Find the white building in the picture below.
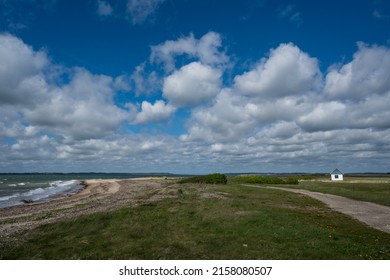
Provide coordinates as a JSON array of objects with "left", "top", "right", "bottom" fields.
[{"left": 330, "top": 168, "right": 343, "bottom": 181}]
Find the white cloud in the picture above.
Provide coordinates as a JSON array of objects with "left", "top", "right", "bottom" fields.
[
  {"left": 150, "top": 32, "right": 229, "bottom": 71},
  {"left": 195, "top": 32, "right": 229, "bottom": 66},
  {"left": 126, "top": 0, "right": 166, "bottom": 24},
  {"left": 0, "top": 107, "right": 39, "bottom": 138},
  {"left": 350, "top": 93, "right": 390, "bottom": 129},
  {"left": 133, "top": 100, "right": 175, "bottom": 125},
  {"left": 2, "top": 32, "right": 390, "bottom": 173},
  {"left": 297, "top": 101, "right": 348, "bottom": 132},
  {"left": 134, "top": 31, "right": 228, "bottom": 98},
  {"left": 234, "top": 43, "right": 321, "bottom": 99},
  {"left": 180, "top": 42, "right": 390, "bottom": 173},
  {"left": 23, "top": 68, "right": 129, "bottom": 139},
  {"left": 113, "top": 74, "right": 132, "bottom": 92},
  {"left": 296, "top": 92, "right": 390, "bottom": 133},
  {"left": 2, "top": 133, "right": 204, "bottom": 173},
  {"left": 130, "top": 63, "right": 160, "bottom": 96},
  {"left": 0, "top": 33, "right": 49, "bottom": 106},
  {"left": 150, "top": 33, "right": 196, "bottom": 70},
  {"left": 181, "top": 42, "right": 324, "bottom": 143},
  {"left": 325, "top": 42, "right": 390, "bottom": 100},
  {"left": 258, "top": 121, "right": 301, "bottom": 140},
  {"left": 0, "top": 34, "right": 130, "bottom": 140},
  {"left": 10, "top": 135, "right": 57, "bottom": 161},
  {"left": 180, "top": 89, "right": 255, "bottom": 143},
  {"left": 97, "top": 0, "right": 113, "bottom": 16},
  {"left": 163, "top": 62, "right": 222, "bottom": 107}
]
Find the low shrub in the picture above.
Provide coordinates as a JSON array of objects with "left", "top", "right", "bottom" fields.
[
  {"left": 292, "top": 175, "right": 317, "bottom": 180},
  {"left": 229, "top": 175, "right": 299, "bottom": 185},
  {"left": 178, "top": 173, "right": 227, "bottom": 185}
]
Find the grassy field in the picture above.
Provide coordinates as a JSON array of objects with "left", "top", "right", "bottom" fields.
[
  {"left": 1, "top": 182, "right": 389, "bottom": 260},
  {"left": 272, "top": 177, "right": 390, "bottom": 207}
]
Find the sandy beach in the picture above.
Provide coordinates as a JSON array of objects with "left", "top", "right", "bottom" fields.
[{"left": 0, "top": 177, "right": 178, "bottom": 248}]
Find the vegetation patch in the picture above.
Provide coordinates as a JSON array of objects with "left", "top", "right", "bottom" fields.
[
  {"left": 228, "top": 175, "right": 299, "bottom": 185},
  {"left": 178, "top": 173, "right": 227, "bottom": 185}
]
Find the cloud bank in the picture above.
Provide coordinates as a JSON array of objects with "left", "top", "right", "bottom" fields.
[{"left": 1, "top": 32, "right": 390, "bottom": 173}]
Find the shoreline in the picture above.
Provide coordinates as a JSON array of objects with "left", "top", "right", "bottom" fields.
[
  {"left": 0, "top": 176, "right": 172, "bottom": 209},
  {"left": 0, "top": 177, "right": 175, "bottom": 248}
]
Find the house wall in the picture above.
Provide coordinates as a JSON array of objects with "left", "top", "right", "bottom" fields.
[{"left": 331, "top": 174, "right": 343, "bottom": 181}]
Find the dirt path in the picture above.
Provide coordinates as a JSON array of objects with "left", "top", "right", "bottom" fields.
[{"left": 243, "top": 185, "right": 390, "bottom": 234}]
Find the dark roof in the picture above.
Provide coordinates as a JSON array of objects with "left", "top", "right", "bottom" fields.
[{"left": 331, "top": 168, "right": 343, "bottom": 175}]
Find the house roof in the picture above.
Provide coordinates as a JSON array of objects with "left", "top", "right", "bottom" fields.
[{"left": 331, "top": 168, "right": 343, "bottom": 175}]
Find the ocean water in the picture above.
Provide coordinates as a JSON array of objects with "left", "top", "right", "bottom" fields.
[{"left": 0, "top": 173, "right": 171, "bottom": 209}]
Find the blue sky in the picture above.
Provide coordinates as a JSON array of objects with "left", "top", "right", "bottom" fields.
[{"left": 1, "top": 0, "right": 390, "bottom": 173}]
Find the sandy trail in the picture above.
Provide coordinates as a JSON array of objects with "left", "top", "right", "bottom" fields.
[{"left": 243, "top": 184, "right": 390, "bottom": 234}]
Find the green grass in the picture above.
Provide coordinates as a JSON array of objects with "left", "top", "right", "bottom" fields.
[
  {"left": 2, "top": 184, "right": 389, "bottom": 260},
  {"left": 280, "top": 179, "right": 390, "bottom": 207}
]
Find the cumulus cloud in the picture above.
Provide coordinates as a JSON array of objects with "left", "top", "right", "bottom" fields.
[
  {"left": 132, "top": 31, "right": 228, "bottom": 98},
  {"left": 133, "top": 100, "right": 175, "bottom": 125},
  {"left": 0, "top": 33, "right": 49, "bottom": 106},
  {"left": 23, "top": 68, "right": 129, "bottom": 139},
  {"left": 150, "top": 32, "right": 229, "bottom": 71},
  {"left": 180, "top": 89, "right": 255, "bottom": 143},
  {"left": 234, "top": 43, "right": 321, "bottom": 99},
  {"left": 325, "top": 42, "right": 390, "bottom": 100},
  {"left": 297, "top": 101, "right": 348, "bottom": 132},
  {"left": 0, "top": 34, "right": 129, "bottom": 140},
  {"left": 163, "top": 62, "right": 222, "bottom": 107},
  {"left": 126, "top": 0, "right": 166, "bottom": 24},
  {"left": 0, "top": 107, "right": 39, "bottom": 138},
  {"left": 179, "top": 43, "right": 322, "bottom": 144},
  {"left": 180, "top": 41, "right": 390, "bottom": 172}
]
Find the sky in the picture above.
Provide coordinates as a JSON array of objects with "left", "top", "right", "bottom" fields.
[{"left": 1, "top": 0, "right": 390, "bottom": 174}]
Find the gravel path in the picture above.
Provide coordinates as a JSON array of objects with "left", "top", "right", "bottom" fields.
[{"left": 243, "top": 185, "right": 390, "bottom": 234}]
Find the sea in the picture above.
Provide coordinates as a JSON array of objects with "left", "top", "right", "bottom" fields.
[{"left": 0, "top": 173, "right": 174, "bottom": 209}]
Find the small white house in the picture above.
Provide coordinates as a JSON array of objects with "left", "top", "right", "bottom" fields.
[{"left": 330, "top": 168, "right": 343, "bottom": 181}]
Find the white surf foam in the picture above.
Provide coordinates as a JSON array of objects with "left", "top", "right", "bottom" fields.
[{"left": 0, "top": 180, "right": 83, "bottom": 208}]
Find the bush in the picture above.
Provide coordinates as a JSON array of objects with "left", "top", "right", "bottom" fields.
[
  {"left": 283, "top": 177, "right": 299, "bottom": 184},
  {"left": 292, "top": 175, "right": 316, "bottom": 180},
  {"left": 178, "top": 173, "right": 227, "bottom": 185},
  {"left": 228, "top": 175, "right": 299, "bottom": 185}
]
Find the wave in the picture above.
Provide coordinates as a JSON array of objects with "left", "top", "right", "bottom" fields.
[{"left": 0, "top": 180, "right": 84, "bottom": 208}]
